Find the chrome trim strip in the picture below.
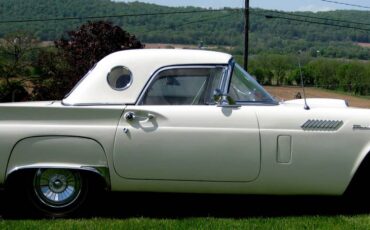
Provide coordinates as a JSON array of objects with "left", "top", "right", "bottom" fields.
[
  {"left": 61, "top": 102, "right": 127, "bottom": 106},
  {"left": 222, "top": 59, "right": 235, "bottom": 95},
  {"left": 7, "top": 165, "right": 111, "bottom": 190}
]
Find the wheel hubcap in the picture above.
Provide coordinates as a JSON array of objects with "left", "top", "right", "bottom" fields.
[{"left": 33, "top": 169, "right": 82, "bottom": 208}]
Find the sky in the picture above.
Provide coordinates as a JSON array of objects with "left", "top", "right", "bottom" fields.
[{"left": 117, "top": 0, "right": 370, "bottom": 12}]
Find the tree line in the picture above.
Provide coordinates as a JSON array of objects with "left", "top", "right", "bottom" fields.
[
  {"left": 0, "top": 0, "right": 369, "bottom": 60},
  {"left": 0, "top": 21, "right": 143, "bottom": 102},
  {"left": 244, "top": 54, "right": 370, "bottom": 96},
  {"left": 0, "top": 21, "right": 369, "bottom": 103}
]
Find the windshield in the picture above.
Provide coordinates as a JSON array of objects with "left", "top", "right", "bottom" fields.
[{"left": 228, "top": 64, "right": 277, "bottom": 104}]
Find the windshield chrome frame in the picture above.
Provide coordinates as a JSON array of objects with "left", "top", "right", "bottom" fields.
[
  {"left": 221, "top": 59, "right": 235, "bottom": 96},
  {"left": 135, "top": 64, "right": 228, "bottom": 106},
  {"left": 223, "top": 59, "right": 278, "bottom": 106}
]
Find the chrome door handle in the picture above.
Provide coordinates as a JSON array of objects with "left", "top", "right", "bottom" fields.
[{"left": 124, "top": 112, "right": 154, "bottom": 121}]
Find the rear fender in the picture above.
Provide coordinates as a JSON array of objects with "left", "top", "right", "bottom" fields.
[{"left": 6, "top": 136, "right": 110, "bottom": 188}]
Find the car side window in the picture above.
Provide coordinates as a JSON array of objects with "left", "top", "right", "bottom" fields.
[{"left": 141, "top": 67, "right": 224, "bottom": 105}]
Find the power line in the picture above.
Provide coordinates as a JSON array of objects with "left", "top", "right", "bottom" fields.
[
  {"left": 256, "top": 9, "right": 370, "bottom": 28},
  {"left": 145, "top": 10, "right": 370, "bottom": 46},
  {"left": 0, "top": 5, "right": 368, "bottom": 34},
  {"left": 0, "top": 9, "right": 236, "bottom": 24},
  {"left": 139, "top": 10, "right": 369, "bottom": 51},
  {"left": 0, "top": 6, "right": 368, "bottom": 32},
  {"left": 321, "top": 0, "right": 370, "bottom": 9},
  {"left": 255, "top": 12, "right": 370, "bottom": 32}
]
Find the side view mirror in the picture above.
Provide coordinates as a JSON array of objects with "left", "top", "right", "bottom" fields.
[{"left": 213, "top": 89, "right": 238, "bottom": 107}]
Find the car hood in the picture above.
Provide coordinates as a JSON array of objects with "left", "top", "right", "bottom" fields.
[{"left": 282, "top": 98, "right": 348, "bottom": 108}]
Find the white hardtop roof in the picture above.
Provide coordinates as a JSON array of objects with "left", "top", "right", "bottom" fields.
[{"left": 63, "top": 49, "right": 232, "bottom": 105}]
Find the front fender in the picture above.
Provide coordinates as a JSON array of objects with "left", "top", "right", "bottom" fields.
[{"left": 6, "top": 136, "right": 109, "bottom": 184}]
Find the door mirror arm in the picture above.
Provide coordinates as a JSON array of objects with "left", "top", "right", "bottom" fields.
[{"left": 213, "top": 89, "right": 240, "bottom": 108}]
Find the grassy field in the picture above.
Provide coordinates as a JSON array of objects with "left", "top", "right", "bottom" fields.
[
  {"left": 2, "top": 216, "right": 370, "bottom": 230},
  {"left": 1, "top": 193, "right": 370, "bottom": 229}
]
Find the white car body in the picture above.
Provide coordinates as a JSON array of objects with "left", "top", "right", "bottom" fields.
[{"left": 0, "top": 49, "right": 369, "bottom": 216}]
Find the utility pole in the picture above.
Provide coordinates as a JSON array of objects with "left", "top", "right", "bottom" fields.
[{"left": 243, "top": 0, "right": 249, "bottom": 71}]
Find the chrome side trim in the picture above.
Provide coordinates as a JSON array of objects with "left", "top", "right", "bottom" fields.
[
  {"left": 353, "top": 125, "right": 370, "bottom": 131},
  {"left": 222, "top": 59, "right": 235, "bottom": 95},
  {"left": 61, "top": 101, "right": 127, "bottom": 106},
  {"left": 7, "top": 164, "right": 111, "bottom": 190},
  {"left": 301, "top": 119, "right": 343, "bottom": 131}
]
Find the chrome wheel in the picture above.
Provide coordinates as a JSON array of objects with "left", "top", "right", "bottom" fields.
[{"left": 33, "top": 169, "right": 82, "bottom": 208}]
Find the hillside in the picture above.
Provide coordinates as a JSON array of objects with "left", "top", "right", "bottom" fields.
[{"left": 0, "top": 0, "right": 369, "bottom": 59}]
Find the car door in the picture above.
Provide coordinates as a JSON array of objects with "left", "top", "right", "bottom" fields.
[{"left": 113, "top": 66, "right": 261, "bottom": 182}]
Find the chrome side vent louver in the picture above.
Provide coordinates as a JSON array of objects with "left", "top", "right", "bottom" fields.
[{"left": 301, "top": 119, "right": 343, "bottom": 131}]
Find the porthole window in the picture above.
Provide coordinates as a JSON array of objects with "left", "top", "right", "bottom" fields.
[{"left": 107, "top": 66, "right": 132, "bottom": 90}]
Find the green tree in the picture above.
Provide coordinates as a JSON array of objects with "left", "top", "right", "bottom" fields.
[
  {"left": 268, "top": 55, "right": 293, "bottom": 86},
  {"left": 0, "top": 32, "right": 35, "bottom": 101},
  {"left": 337, "top": 62, "right": 367, "bottom": 95},
  {"left": 308, "top": 59, "right": 339, "bottom": 90},
  {"left": 32, "top": 21, "right": 144, "bottom": 100},
  {"left": 55, "top": 21, "right": 144, "bottom": 87},
  {"left": 31, "top": 48, "right": 72, "bottom": 100},
  {"left": 289, "top": 66, "right": 315, "bottom": 86}
]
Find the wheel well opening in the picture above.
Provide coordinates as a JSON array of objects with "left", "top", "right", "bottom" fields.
[
  {"left": 81, "top": 170, "right": 108, "bottom": 191},
  {"left": 5, "top": 169, "right": 35, "bottom": 189},
  {"left": 5, "top": 168, "right": 108, "bottom": 191},
  {"left": 345, "top": 152, "right": 370, "bottom": 197},
  {"left": 4, "top": 168, "right": 109, "bottom": 218}
]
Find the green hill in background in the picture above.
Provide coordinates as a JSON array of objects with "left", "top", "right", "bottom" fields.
[{"left": 0, "top": 0, "right": 369, "bottom": 59}]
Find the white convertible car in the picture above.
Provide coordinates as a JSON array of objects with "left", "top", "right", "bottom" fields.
[{"left": 0, "top": 49, "right": 369, "bottom": 217}]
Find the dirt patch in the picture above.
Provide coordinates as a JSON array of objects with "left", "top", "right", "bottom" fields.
[
  {"left": 145, "top": 43, "right": 197, "bottom": 49},
  {"left": 265, "top": 86, "right": 370, "bottom": 109},
  {"left": 357, "top": 42, "right": 370, "bottom": 48}
]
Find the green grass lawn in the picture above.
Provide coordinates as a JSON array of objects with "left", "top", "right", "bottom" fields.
[
  {"left": 2, "top": 193, "right": 370, "bottom": 229},
  {"left": 2, "top": 216, "right": 370, "bottom": 230}
]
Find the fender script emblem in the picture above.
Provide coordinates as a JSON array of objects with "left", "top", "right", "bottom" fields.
[{"left": 353, "top": 125, "right": 370, "bottom": 130}]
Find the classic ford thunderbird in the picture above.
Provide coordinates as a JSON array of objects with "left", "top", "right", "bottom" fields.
[{"left": 0, "top": 49, "right": 369, "bottom": 217}]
